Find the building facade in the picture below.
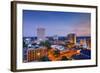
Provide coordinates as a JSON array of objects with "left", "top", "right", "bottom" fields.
[
  {"left": 67, "top": 33, "right": 76, "bottom": 44},
  {"left": 37, "top": 28, "right": 45, "bottom": 41},
  {"left": 27, "top": 47, "right": 48, "bottom": 62}
]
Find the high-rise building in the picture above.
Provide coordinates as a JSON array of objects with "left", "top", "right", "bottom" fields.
[
  {"left": 37, "top": 28, "right": 45, "bottom": 41},
  {"left": 67, "top": 33, "right": 76, "bottom": 44},
  {"left": 27, "top": 48, "right": 48, "bottom": 62},
  {"left": 80, "top": 39, "right": 87, "bottom": 48},
  {"left": 86, "top": 38, "right": 91, "bottom": 49}
]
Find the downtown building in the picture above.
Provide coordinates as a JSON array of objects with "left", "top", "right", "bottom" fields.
[
  {"left": 37, "top": 27, "right": 45, "bottom": 41},
  {"left": 27, "top": 47, "right": 48, "bottom": 62},
  {"left": 66, "top": 33, "right": 77, "bottom": 49},
  {"left": 86, "top": 38, "right": 91, "bottom": 49},
  {"left": 67, "top": 33, "right": 76, "bottom": 44},
  {"left": 79, "top": 37, "right": 91, "bottom": 49}
]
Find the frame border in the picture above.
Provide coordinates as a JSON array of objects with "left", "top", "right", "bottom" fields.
[{"left": 11, "top": 1, "right": 98, "bottom": 72}]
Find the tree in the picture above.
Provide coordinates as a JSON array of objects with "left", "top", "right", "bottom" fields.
[
  {"left": 39, "top": 56, "right": 51, "bottom": 61},
  {"left": 40, "top": 40, "right": 51, "bottom": 50},
  {"left": 61, "top": 56, "right": 69, "bottom": 60},
  {"left": 53, "top": 49, "right": 60, "bottom": 57},
  {"left": 23, "top": 40, "right": 27, "bottom": 48}
]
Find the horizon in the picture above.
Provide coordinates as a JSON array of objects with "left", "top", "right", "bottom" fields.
[{"left": 23, "top": 35, "right": 91, "bottom": 37}]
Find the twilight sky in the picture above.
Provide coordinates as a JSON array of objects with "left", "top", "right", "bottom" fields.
[{"left": 23, "top": 10, "right": 91, "bottom": 37}]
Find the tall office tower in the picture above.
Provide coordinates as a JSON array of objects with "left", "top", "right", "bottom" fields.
[
  {"left": 37, "top": 28, "right": 45, "bottom": 41},
  {"left": 67, "top": 33, "right": 76, "bottom": 44},
  {"left": 86, "top": 38, "right": 91, "bottom": 49},
  {"left": 80, "top": 38, "right": 87, "bottom": 48}
]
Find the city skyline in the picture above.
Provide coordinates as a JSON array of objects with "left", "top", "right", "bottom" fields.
[{"left": 23, "top": 10, "right": 91, "bottom": 37}]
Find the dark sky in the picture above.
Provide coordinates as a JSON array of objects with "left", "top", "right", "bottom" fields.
[{"left": 23, "top": 10, "right": 91, "bottom": 37}]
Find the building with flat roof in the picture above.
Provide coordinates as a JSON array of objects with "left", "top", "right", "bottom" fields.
[
  {"left": 67, "top": 33, "right": 76, "bottom": 44},
  {"left": 37, "top": 28, "right": 45, "bottom": 41},
  {"left": 27, "top": 47, "right": 48, "bottom": 62}
]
